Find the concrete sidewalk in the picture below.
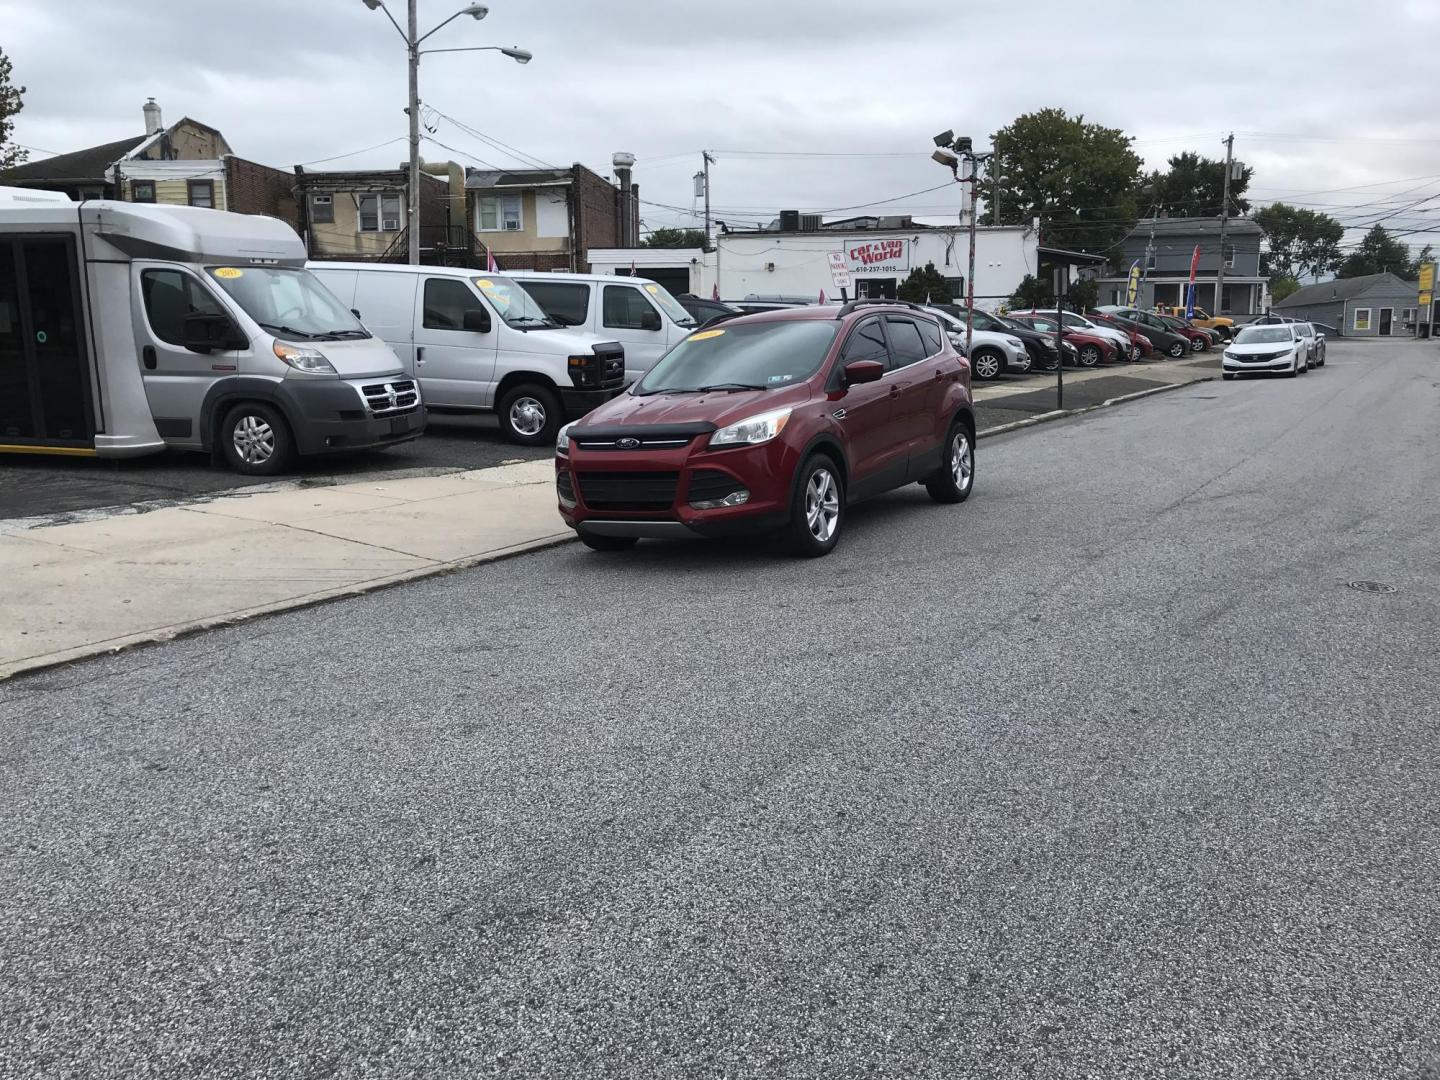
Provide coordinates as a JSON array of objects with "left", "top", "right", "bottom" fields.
[{"left": 0, "top": 356, "right": 1216, "bottom": 680}]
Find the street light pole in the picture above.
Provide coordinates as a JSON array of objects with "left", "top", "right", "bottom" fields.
[
  {"left": 406, "top": 0, "right": 421, "bottom": 265},
  {"left": 965, "top": 154, "right": 978, "bottom": 360}
]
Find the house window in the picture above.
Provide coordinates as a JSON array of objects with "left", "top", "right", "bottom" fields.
[
  {"left": 1222, "top": 244, "right": 1235, "bottom": 269},
  {"left": 131, "top": 181, "right": 156, "bottom": 203},
  {"left": 358, "top": 193, "right": 402, "bottom": 232},
  {"left": 1352, "top": 307, "right": 1371, "bottom": 331},
  {"left": 1402, "top": 307, "right": 1417, "bottom": 324},
  {"left": 187, "top": 180, "right": 214, "bottom": 209},
  {"left": 478, "top": 194, "right": 523, "bottom": 232},
  {"left": 309, "top": 193, "right": 334, "bottom": 225}
]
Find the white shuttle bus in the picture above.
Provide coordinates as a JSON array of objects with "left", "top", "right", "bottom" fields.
[{"left": 0, "top": 187, "right": 423, "bottom": 475}]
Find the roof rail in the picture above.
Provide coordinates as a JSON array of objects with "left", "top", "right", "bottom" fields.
[{"left": 835, "top": 298, "right": 931, "bottom": 319}]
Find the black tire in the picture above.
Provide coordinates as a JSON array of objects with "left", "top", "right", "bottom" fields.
[
  {"left": 925, "top": 418, "right": 975, "bottom": 504},
  {"left": 579, "top": 532, "right": 638, "bottom": 552},
  {"left": 970, "top": 349, "right": 1003, "bottom": 381},
  {"left": 1166, "top": 340, "right": 1187, "bottom": 358},
  {"left": 1190, "top": 336, "right": 1206, "bottom": 352},
  {"left": 218, "top": 401, "right": 296, "bottom": 476},
  {"left": 497, "top": 383, "right": 562, "bottom": 446},
  {"left": 1128, "top": 344, "right": 1142, "bottom": 361},
  {"left": 1078, "top": 344, "right": 1101, "bottom": 367},
  {"left": 785, "top": 453, "right": 844, "bottom": 557}
]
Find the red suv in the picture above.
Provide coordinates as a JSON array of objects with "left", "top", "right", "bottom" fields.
[{"left": 555, "top": 300, "right": 976, "bottom": 556}]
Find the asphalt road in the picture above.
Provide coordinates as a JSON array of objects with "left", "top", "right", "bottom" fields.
[{"left": 3, "top": 341, "right": 1437, "bottom": 1078}]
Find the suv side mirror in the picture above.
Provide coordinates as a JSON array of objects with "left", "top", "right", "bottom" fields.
[
  {"left": 843, "top": 359, "right": 884, "bottom": 385},
  {"left": 463, "top": 308, "right": 492, "bottom": 333},
  {"left": 183, "top": 312, "right": 242, "bottom": 354}
]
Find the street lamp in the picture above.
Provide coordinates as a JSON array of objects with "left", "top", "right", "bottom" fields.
[
  {"left": 361, "top": 0, "right": 531, "bottom": 265},
  {"left": 930, "top": 131, "right": 989, "bottom": 359}
]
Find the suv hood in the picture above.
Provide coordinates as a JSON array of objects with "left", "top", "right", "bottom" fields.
[{"left": 580, "top": 385, "right": 811, "bottom": 430}]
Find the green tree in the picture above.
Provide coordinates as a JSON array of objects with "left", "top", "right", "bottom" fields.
[
  {"left": 1007, "top": 273, "right": 1096, "bottom": 310},
  {"left": 1253, "top": 202, "right": 1344, "bottom": 280},
  {"left": 1269, "top": 274, "right": 1301, "bottom": 303},
  {"left": 0, "top": 47, "right": 26, "bottom": 177},
  {"left": 643, "top": 227, "right": 709, "bottom": 251},
  {"left": 1144, "top": 151, "right": 1251, "bottom": 217},
  {"left": 985, "top": 108, "right": 1144, "bottom": 255},
  {"left": 1413, "top": 243, "right": 1434, "bottom": 276},
  {"left": 897, "top": 261, "right": 953, "bottom": 304},
  {"left": 1337, "top": 224, "right": 1415, "bottom": 279}
]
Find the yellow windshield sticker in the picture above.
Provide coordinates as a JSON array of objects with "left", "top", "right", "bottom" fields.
[
  {"left": 212, "top": 267, "right": 243, "bottom": 279},
  {"left": 645, "top": 284, "right": 659, "bottom": 293},
  {"left": 475, "top": 278, "right": 497, "bottom": 290},
  {"left": 689, "top": 329, "right": 725, "bottom": 341}
]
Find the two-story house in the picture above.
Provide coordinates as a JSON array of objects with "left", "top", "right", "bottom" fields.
[
  {"left": 1097, "top": 216, "right": 1265, "bottom": 315},
  {"left": 5, "top": 99, "right": 294, "bottom": 223},
  {"left": 293, "top": 166, "right": 449, "bottom": 262},
  {"left": 464, "top": 163, "right": 638, "bottom": 272}
]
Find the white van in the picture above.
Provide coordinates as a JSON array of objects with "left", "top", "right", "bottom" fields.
[
  {"left": 0, "top": 188, "right": 422, "bottom": 475},
  {"left": 310, "top": 263, "right": 626, "bottom": 445},
  {"left": 503, "top": 271, "right": 697, "bottom": 383}
]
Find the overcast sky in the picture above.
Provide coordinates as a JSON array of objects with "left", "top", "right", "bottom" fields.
[{"left": 5, "top": 0, "right": 1439, "bottom": 255}]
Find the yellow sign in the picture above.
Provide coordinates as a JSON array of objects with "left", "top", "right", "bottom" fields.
[
  {"left": 1126, "top": 261, "right": 1142, "bottom": 306},
  {"left": 1420, "top": 292, "right": 1433, "bottom": 308},
  {"left": 1419, "top": 262, "right": 1435, "bottom": 294},
  {"left": 212, "top": 267, "right": 244, "bottom": 279},
  {"left": 689, "top": 329, "right": 726, "bottom": 341}
]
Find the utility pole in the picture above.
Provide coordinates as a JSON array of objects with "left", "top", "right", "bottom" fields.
[
  {"left": 406, "top": 0, "right": 421, "bottom": 265},
  {"left": 1214, "top": 131, "right": 1235, "bottom": 315},
  {"left": 702, "top": 150, "right": 715, "bottom": 251},
  {"left": 965, "top": 153, "right": 979, "bottom": 359}
]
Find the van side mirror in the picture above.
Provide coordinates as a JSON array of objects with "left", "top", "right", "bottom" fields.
[
  {"left": 843, "top": 360, "right": 884, "bottom": 385},
  {"left": 463, "top": 309, "right": 492, "bottom": 333},
  {"left": 183, "top": 312, "right": 241, "bottom": 354},
  {"left": 350, "top": 308, "right": 362, "bottom": 320},
  {"left": 639, "top": 309, "right": 663, "bottom": 332}
]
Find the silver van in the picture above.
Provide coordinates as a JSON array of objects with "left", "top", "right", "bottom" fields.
[
  {"left": 310, "top": 263, "right": 626, "bottom": 445},
  {"left": 0, "top": 187, "right": 422, "bottom": 474},
  {"left": 504, "top": 272, "right": 697, "bottom": 384}
]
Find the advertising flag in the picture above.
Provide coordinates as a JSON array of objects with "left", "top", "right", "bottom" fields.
[
  {"left": 1185, "top": 244, "right": 1201, "bottom": 317},
  {"left": 1125, "top": 260, "right": 1142, "bottom": 305},
  {"left": 485, "top": 248, "right": 498, "bottom": 273},
  {"left": 819, "top": 289, "right": 827, "bottom": 304},
  {"left": 712, "top": 282, "right": 721, "bottom": 301}
]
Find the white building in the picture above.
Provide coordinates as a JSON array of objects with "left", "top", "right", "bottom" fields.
[{"left": 588, "top": 220, "right": 1042, "bottom": 310}]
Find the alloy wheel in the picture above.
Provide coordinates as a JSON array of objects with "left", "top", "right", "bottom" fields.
[
  {"left": 951, "top": 431, "right": 973, "bottom": 492},
  {"left": 232, "top": 414, "right": 275, "bottom": 465},
  {"left": 805, "top": 468, "right": 840, "bottom": 542},
  {"left": 973, "top": 353, "right": 1001, "bottom": 380},
  {"left": 509, "top": 396, "right": 547, "bottom": 437}
]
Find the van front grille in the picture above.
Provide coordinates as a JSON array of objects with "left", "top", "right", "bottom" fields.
[{"left": 360, "top": 379, "right": 420, "bottom": 416}]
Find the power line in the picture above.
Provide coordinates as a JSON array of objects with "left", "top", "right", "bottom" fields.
[
  {"left": 426, "top": 106, "right": 559, "bottom": 171},
  {"left": 299, "top": 137, "right": 408, "bottom": 167}
]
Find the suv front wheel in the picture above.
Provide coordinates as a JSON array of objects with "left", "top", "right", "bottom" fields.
[{"left": 786, "top": 454, "right": 844, "bottom": 557}]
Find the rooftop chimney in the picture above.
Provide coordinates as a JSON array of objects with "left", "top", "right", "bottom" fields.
[
  {"left": 143, "top": 98, "right": 163, "bottom": 135},
  {"left": 613, "top": 151, "right": 636, "bottom": 246}
]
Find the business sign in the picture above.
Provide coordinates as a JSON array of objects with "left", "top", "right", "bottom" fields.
[
  {"left": 845, "top": 238, "right": 911, "bottom": 275},
  {"left": 1419, "top": 261, "right": 1435, "bottom": 295},
  {"left": 827, "top": 251, "right": 853, "bottom": 290}
]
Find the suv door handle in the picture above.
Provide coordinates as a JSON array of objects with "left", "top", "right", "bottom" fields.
[
  {"left": 889, "top": 384, "right": 902, "bottom": 398},
  {"left": 142, "top": 345, "right": 157, "bottom": 371},
  {"left": 933, "top": 368, "right": 945, "bottom": 381}
]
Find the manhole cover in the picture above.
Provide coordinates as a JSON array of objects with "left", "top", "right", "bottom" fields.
[{"left": 1347, "top": 580, "right": 1396, "bottom": 594}]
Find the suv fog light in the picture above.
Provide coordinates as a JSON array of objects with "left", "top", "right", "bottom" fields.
[{"left": 690, "top": 489, "right": 750, "bottom": 510}]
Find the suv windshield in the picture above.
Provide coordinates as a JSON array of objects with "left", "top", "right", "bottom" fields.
[
  {"left": 635, "top": 280, "right": 697, "bottom": 328},
  {"left": 473, "top": 276, "right": 559, "bottom": 329},
  {"left": 1235, "top": 326, "right": 1294, "bottom": 344},
  {"left": 206, "top": 266, "right": 368, "bottom": 340},
  {"left": 636, "top": 321, "right": 838, "bottom": 395}
]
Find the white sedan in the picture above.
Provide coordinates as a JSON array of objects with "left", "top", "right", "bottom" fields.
[{"left": 1222, "top": 323, "right": 1309, "bottom": 379}]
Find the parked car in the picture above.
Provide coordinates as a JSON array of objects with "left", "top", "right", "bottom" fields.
[
  {"left": 742, "top": 293, "right": 821, "bottom": 304},
  {"left": 676, "top": 293, "right": 743, "bottom": 327},
  {"left": 1158, "top": 304, "right": 1235, "bottom": 339},
  {"left": 1291, "top": 321, "right": 1322, "bottom": 366},
  {"left": 555, "top": 300, "right": 976, "bottom": 557},
  {"left": 506, "top": 271, "right": 698, "bottom": 384},
  {"left": 1090, "top": 309, "right": 1192, "bottom": 358},
  {"left": 931, "top": 303, "right": 1060, "bottom": 372},
  {"left": 924, "top": 306, "right": 1033, "bottom": 379},
  {"left": 1222, "top": 323, "right": 1310, "bottom": 379},
  {"left": 1112, "top": 307, "right": 1213, "bottom": 352},
  {"left": 0, "top": 189, "right": 425, "bottom": 476},
  {"left": 1012, "top": 308, "right": 1147, "bottom": 360},
  {"left": 726, "top": 300, "right": 808, "bottom": 314},
  {"left": 312, "top": 264, "right": 625, "bottom": 446},
  {"left": 1004, "top": 313, "right": 1116, "bottom": 366}
]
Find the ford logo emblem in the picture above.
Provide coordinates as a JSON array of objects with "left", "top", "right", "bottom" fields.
[{"left": 616, "top": 437, "right": 641, "bottom": 449}]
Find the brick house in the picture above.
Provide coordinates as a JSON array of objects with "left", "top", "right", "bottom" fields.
[
  {"left": 465, "top": 163, "right": 637, "bottom": 272},
  {"left": 5, "top": 99, "right": 294, "bottom": 225},
  {"left": 293, "top": 167, "right": 449, "bottom": 262}
]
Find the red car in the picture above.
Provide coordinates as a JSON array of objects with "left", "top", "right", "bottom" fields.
[
  {"left": 556, "top": 301, "right": 977, "bottom": 557},
  {"left": 1005, "top": 313, "right": 1118, "bottom": 366}
]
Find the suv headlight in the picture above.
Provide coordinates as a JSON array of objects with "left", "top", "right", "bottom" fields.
[
  {"left": 273, "top": 341, "right": 336, "bottom": 374},
  {"left": 1004, "top": 336, "right": 1025, "bottom": 349},
  {"left": 709, "top": 406, "right": 792, "bottom": 448},
  {"left": 556, "top": 421, "right": 575, "bottom": 453}
]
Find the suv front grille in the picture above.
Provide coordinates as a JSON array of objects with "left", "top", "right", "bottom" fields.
[
  {"left": 361, "top": 379, "right": 420, "bottom": 416},
  {"left": 575, "top": 471, "right": 678, "bottom": 511}
]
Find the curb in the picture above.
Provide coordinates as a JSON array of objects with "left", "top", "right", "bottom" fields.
[{"left": 978, "top": 374, "right": 1213, "bottom": 439}]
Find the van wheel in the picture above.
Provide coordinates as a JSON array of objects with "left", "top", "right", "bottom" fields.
[
  {"left": 219, "top": 402, "right": 295, "bottom": 476},
  {"left": 786, "top": 454, "right": 844, "bottom": 557},
  {"left": 498, "top": 383, "right": 561, "bottom": 446}
]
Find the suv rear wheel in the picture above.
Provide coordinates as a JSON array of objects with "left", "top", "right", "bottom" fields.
[
  {"left": 925, "top": 419, "right": 975, "bottom": 504},
  {"left": 786, "top": 453, "right": 844, "bottom": 557},
  {"left": 971, "top": 349, "right": 1003, "bottom": 380}
]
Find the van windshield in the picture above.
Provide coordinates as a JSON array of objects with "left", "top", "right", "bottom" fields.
[
  {"left": 207, "top": 266, "right": 369, "bottom": 341},
  {"left": 635, "top": 280, "right": 697, "bottom": 328},
  {"left": 472, "top": 277, "right": 559, "bottom": 329}
]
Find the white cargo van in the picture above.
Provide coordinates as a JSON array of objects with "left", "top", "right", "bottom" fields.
[
  {"left": 504, "top": 271, "right": 697, "bottom": 383},
  {"left": 310, "top": 263, "right": 626, "bottom": 445},
  {"left": 0, "top": 187, "right": 422, "bottom": 474}
]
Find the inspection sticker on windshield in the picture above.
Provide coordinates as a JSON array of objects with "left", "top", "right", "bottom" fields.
[
  {"left": 212, "top": 267, "right": 244, "bottom": 279},
  {"left": 689, "top": 329, "right": 725, "bottom": 341},
  {"left": 475, "top": 278, "right": 496, "bottom": 290},
  {"left": 645, "top": 284, "right": 659, "bottom": 293}
]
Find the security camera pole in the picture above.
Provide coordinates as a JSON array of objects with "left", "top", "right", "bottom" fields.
[
  {"left": 932, "top": 131, "right": 990, "bottom": 360},
  {"left": 361, "top": 1, "right": 532, "bottom": 265}
]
